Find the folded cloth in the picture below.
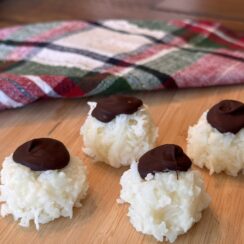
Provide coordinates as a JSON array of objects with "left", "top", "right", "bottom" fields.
[{"left": 0, "top": 19, "right": 243, "bottom": 110}]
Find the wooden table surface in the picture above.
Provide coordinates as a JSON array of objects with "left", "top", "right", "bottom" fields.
[{"left": 0, "top": 1, "right": 244, "bottom": 244}]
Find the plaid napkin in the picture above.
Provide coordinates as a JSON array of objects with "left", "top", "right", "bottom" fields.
[{"left": 0, "top": 19, "right": 243, "bottom": 110}]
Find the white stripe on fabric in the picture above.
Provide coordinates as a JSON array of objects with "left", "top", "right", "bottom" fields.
[
  {"left": 30, "top": 48, "right": 103, "bottom": 70},
  {"left": 0, "top": 90, "right": 22, "bottom": 108},
  {"left": 54, "top": 27, "right": 151, "bottom": 57},
  {"left": 102, "top": 20, "right": 166, "bottom": 39},
  {"left": 24, "top": 75, "right": 61, "bottom": 97}
]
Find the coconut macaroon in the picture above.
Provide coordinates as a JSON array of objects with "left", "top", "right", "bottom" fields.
[
  {"left": 187, "top": 100, "right": 244, "bottom": 176},
  {"left": 81, "top": 95, "right": 158, "bottom": 168},
  {"left": 0, "top": 138, "right": 88, "bottom": 230},
  {"left": 119, "top": 144, "right": 210, "bottom": 243}
]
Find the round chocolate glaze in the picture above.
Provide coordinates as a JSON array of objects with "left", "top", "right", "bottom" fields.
[
  {"left": 13, "top": 138, "right": 70, "bottom": 171},
  {"left": 138, "top": 144, "right": 192, "bottom": 179},
  {"left": 91, "top": 95, "right": 143, "bottom": 123},
  {"left": 207, "top": 100, "right": 244, "bottom": 134}
]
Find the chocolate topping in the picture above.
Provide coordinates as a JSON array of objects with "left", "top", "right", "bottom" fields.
[
  {"left": 207, "top": 100, "right": 244, "bottom": 134},
  {"left": 91, "top": 95, "right": 143, "bottom": 122},
  {"left": 13, "top": 138, "right": 70, "bottom": 171},
  {"left": 138, "top": 144, "right": 192, "bottom": 179}
]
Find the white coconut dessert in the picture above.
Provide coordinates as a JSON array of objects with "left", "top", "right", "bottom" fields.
[
  {"left": 0, "top": 138, "right": 88, "bottom": 230},
  {"left": 119, "top": 144, "right": 210, "bottom": 243},
  {"left": 81, "top": 95, "right": 158, "bottom": 168},
  {"left": 187, "top": 100, "right": 244, "bottom": 176}
]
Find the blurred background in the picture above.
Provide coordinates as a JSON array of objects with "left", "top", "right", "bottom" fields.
[{"left": 0, "top": 0, "right": 243, "bottom": 31}]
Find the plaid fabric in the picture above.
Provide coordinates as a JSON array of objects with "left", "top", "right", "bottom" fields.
[{"left": 0, "top": 19, "right": 243, "bottom": 110}]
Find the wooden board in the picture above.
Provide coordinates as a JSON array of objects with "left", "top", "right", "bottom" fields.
[
  {"left": 0, "top": 85, "right": 243, "bottom": 244},
  {"left": 1, "top": 0, "right": 244, "bottom": 31},
  {"left": 0, "top": 1, "right": 244, "bottom": 243}
]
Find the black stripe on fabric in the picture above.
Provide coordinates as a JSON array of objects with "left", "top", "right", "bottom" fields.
[
  {"left": 48, "top": 43, "right": 177, "bottom": 87},
  {"left": 1, "top": 38, "right": 244, "bottom": 65},
  {"left": 0, "top": 40, "right": 177, "bottom": 88},
  {"left": 136, "top": 65, "right": 178, "bottom": 89},
  {"left": 88, "top": 21, "right": 172, "bottom": 44},
  {"left": 87, "top": 21, "right": 244, "bottom": 62},
  {"left": 2, "top": 36, "right": 244, "bottom": 90},
  {"left": 49, "top": 40, "right": 244, "bottom": 63}
]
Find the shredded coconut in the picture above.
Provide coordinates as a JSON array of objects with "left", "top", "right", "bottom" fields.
[
  {"left": 0, "top": 155, "right": 88, "bottom": 230},
  {"left": 81, "top": 102, "right": 158, "bottom": 167},
  {"left": 119, "top": 162, "right": 210, "bottom": 243},
  {"left": 187, "top": 111, "right": 244, "bottom": 176}
]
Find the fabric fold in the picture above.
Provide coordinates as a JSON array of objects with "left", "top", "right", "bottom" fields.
[{"left": 0, "top": 19, "right": 243, "bottom": 110}]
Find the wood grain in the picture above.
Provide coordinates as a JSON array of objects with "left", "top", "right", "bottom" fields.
[
  {"left": 156, "top": 0, "right": 244, "bottom": 21},
  {"left": 0, "top": 0, "right": 244, "bottom": 243},
  {"left": 0, "top": 85, "right": 243, "bottom": 244},
  {"left": 0, "top": 0, "right": 244, "bottom": 31}
]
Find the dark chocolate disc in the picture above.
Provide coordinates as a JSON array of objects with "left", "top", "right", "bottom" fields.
[
  {"left": 13, "top": 138, "right": 70, "bottom": 171},
  {"left": 207, "top": 100, "right": 244, "bottom": 134},
  {"left": 138, "top": 144, "right": 192, "bottom": 179},
  {"left": 91, "top": 95, "right": 143, "bottom": 123}
]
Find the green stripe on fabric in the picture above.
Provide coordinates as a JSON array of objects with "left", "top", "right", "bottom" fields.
[
  {"left": 188, "top": 35, "right": 227, "bottom": 49},
  {"left": 99, "top": 77, "right": 132, "bottom": 96},
  {"left": 129, "top": 20, "right": 179, "bottom": 32},
  {"left": 130, "top": 20, "right": 226, "bottom": 49},
  {"left": 1, "top": 61, "right": 88, "bottom": 76},
  {"left": 145, "top": 48, "right": 205, "bottom": 75},
  {"left": 2, "top": 60, "right": 130, "bottom": 95},
  {"left": 0, "top": 22, "right": 63, "bottom": 59},
  {"left": 68, "top": 73, "right": 119, "bottom": 94},
  {"left": 6, "top": 22, "right": 63, "bottom": 41},
  {"left": 126, "top": 48, "right": 205, "bottom": 82},
  {"left": 124, "top": 72, "right": 162, "bottom": 90},
  {"left": 175, "top": 29, "right": 228, "bottom": 49},
  {"left": 77, "top": 76, "right": 133, "bottom": 97}
]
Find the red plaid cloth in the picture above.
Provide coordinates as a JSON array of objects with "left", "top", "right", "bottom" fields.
[{"left": 0, "top": 19, "right": 243, "bottom": 110}]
